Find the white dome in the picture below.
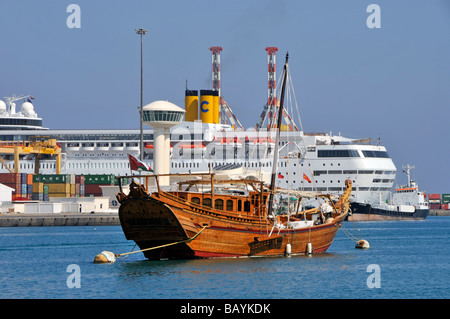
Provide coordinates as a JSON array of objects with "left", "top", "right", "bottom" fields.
[
  {"left": 0, "top": 100, "right": 6, "bottom": 113},
  {"left": 142, "top": 100, "right": 185, "bottom": 113},
  {"left": 21, "top": 101, "right": 34, "bottom": 113}
]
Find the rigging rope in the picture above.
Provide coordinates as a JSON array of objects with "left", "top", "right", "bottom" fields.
[{"left": 115, "top": 225, "right": 208, "bottom": 258}]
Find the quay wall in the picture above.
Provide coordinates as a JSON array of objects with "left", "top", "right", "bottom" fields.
[
  {"left": 0, "top": 212, "right": 120, "bottom": 227},
  {"left": 429, "top": 209, "right": 450, "bottom": 217}
]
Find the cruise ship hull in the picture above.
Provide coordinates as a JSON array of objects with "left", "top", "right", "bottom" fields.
[{"left": 348, "top": 202, "right": 429, "bottom": 221}]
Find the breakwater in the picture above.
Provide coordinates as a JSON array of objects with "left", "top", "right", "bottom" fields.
[{"left": 0, "top": 212, "right": 120, "bottom": 227}]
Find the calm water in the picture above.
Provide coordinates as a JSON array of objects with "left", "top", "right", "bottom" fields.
[{"left": 0, "top": 217, "right": 448, "bottom": 299}]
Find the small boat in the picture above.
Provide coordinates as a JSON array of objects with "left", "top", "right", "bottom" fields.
[
  {"left": 348, "top": 164, "right": 429, "bottom": 221},
  {"left": 116, "top": 53, "right": 352, "bottom": 260}
]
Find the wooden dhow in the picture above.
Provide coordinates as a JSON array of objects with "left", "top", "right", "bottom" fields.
[{"left": 116, "top": 174, "right": 352, "bottom": 260}]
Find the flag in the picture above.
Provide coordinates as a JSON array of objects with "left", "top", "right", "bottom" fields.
[
  {"left": 278, "top": 173, "right": 284, "bottom": 179},
  {"left": 128, "top": 154, "right": 153, "bottom": 172},
  {"left": 303, "top": 173, "right": 312, "bottom": 183}
]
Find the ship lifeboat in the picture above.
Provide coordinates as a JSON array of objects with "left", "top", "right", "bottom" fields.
[
  {"left": 214, "top": 137, "right": 243, "bottom": 149},
  {"left": 144, "top": 143, "right": 153, "bottom": 154},
  {"left": 179, "top": 142, "right": 206, "bottom": 150},
  {"left": 246, "top": 136, "right": 275, "bottom": 146},
  {"left": 144, "top": 143, "right": 173, "bottom": 155},
  {"left": 177, "top": 142, "right": 206, "bottom": 157}
]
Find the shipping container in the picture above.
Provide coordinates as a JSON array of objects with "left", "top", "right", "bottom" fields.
[
  {"left": 84, "top": 174, "right": 115, "bottom": 185},
  {"left": 32, "top": 183, "right": 43, "bottom": 193},
  {"left": 442, "top": 194, "right": 450, "bottom": 204},
  {"left": 31, "top": 193, "right": 42, "bottom": 201},
  {"left": 33, "top": 174, "right": 71, "bottom": 184},
  {"left": 46, "top": 183, "right": 70, "bottom": 194},
  {"left": 0, "top": 173, "right": 21, "bottom": 184},
  {"left": 75, "top": 175, "right": 85, "bottom": 184},
  {"left": 428, "top": 194, "right": 441, "bottom": 200},
  {"left": 84, "top": 184, "right": 103, "bottom": 196},
  {"left": 441, "top": 204, "right": 449, "bottom": 210},
  {"left": 49, "top": 193, "right": 70, "bottom": 198},
  {"left": 430, "top": 203, "right": 441, "bottom": 209}
]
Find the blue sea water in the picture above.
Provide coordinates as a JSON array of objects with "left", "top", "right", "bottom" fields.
[{"left": 0, "top": 217, "right": 448, "bottom": 300}]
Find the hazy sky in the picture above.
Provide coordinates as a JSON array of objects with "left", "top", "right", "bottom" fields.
[{"left": 1, "top": 0, "right": 449, "bottom": 194}]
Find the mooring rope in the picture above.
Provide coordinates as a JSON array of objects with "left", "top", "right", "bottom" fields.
[
  {"left": 115, "top": 225, "right": 208, "bottom": 258},
  {"left": 340, "top": 221, "right": 360, "bottom": 243}
]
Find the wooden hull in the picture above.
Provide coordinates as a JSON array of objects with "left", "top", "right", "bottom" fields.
[{"left": 119, "top": 194, "right": 346, "bottom": 260}]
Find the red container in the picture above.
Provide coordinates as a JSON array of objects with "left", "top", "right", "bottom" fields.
[
  {"left": 0, "top": 173, "right": 20, "bottom": 184},
  {"left": 430, "top": 203, "right": 441, "bottom": 209},
  {"left": 429, "top": 194, "right": 441, "bottom": 200},
  {"left": 84, "top": 184, "right": 102, "bottom": 195},
  {"left": 441, "top": 204, "right": 449, "bottom": 210}
]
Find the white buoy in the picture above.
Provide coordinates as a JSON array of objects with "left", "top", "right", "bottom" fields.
[
  {"left": 94, "top": 251, "right": 117, "bottom": 263},
  {"left": 306, "top": 242, "right": 313, "bottom": 255},
  {"left": 285, "top": 243, "right": 291, "bottom": 257},
  {"left": 355, "top": 239, "right": 370, "bottom": 249}
]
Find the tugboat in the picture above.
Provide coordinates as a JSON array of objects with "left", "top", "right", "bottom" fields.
[{"left": 348, "top": 164, "right": 429, "bottom": 221}]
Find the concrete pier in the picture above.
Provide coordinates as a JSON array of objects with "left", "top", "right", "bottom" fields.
[
  {"left": 430, "top": 209, "right": 450, "bottom": 217},
  {"left": 0, "top": 212, "right": 120, "bottom": 227}
]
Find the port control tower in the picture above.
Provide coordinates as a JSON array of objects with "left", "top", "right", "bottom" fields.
[{"left": 142, "top": 100, "right": 185, "bottom": 185}]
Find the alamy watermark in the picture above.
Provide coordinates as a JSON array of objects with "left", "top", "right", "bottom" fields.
[
  {"left": 66, "top": 4, "right": 81, "bottom": 29},
  {"left": 66, "top": 264, "right": 81, "bottom": 288},
  {"left": 366, "top": 4, "right": 381, "bottom": 29},
  {"left": 366, "top": 264, "right": 381, "bottom": 288}
]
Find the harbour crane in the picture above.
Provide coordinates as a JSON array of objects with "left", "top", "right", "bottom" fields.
[{"left": 0, "top": 137, "right": 61, "bottom": 174}]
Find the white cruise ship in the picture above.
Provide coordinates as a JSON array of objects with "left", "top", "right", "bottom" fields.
[{"left": 0, "top": 92, "right": 397, "bottom": 208}]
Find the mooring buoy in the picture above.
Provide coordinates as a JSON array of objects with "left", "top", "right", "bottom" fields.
[
  {"left": 355, "top": 239, "right": 370, "bottom": 249},
  {"left": 94, "top": 251, "right": 117, "bottom": 263}
]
